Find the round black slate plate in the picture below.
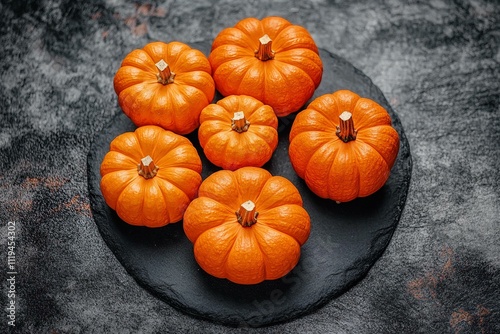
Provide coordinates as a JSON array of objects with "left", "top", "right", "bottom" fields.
[{"left": 87, "top": 41, "right": 412, "bottom": 328}]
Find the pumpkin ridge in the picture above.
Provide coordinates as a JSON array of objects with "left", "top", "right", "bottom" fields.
[
  {"left": 235, "top": 58, "right": 266, "bottom": 96},
  {"left": 267, "top": 61, "right": 315, "bottom": 110},
  {"left": 101, "top": 170, "right": 138, "bottom": 209},
  {"left": 274, "top": 50, "right": 322, "bottom": 86},
  {"left": 332, "top": 144, "right": 360, "bottom": 201},
  {"left": 222, "top": 226, "right": 249, "bottom": 279},
  {"left": 253, "top": 213, "right": 296, "bottom": 242},
  {"left": 151, "top": 178, "right": 168, "bottom": 223},
  {"left": 119, "top": 49, "right": 156, "bottom": 72},
  {"left": 134, "top": 128, "right": 157, "bottom": 159},
  {"left": 326, "top": 143, "right": 339, "bottom": 198},
  {"left": 195, "top": 223, "right": 239, "bottom": 278},
  {"left": 141, "top": 180, "right": 170, "bottom": 227},
  {"left": 174, "top": 72, "right": 214, "bottom": 101},
  {"left": 118, "top": 84, "right": 149, "bottom": 119},
  {"left": 278, "top": 61, "right": 315, "bottom": 91},
  {"left": 254, "top": 176, "right": 302, "bottom": 210},
  {"left": 164, "top": 42, "right": 188, "bottom": 68},
  {"left": 247, "top": 125, "right": 276, "bottom": 144},
  {"left": 156, "top": 168, "right": 198, "bottom": 200},
  {"left": 166, "top": 85, "right": 202, "bottom": 131},
  {"left": 173, "top": 48, "right": 209, "bottom": 73},
  {"left": 149, "top": 83, "right": 168, "bottom": 122},
  {"left": 355, "top": 155, "right": 362, "bottom": 201},
  {"left": 177, "top": 80, "right": 212, "bottom": 106},
  {"left": 155, "top": 140, "right": 199, "bottom": 167},
  {"left": 253, "top": 224, "right": 300, "bottom": 279},
  {"left": 156, "top": 177, "right": 189, "bottom": 224},
  {"left": 310, "top": 140, "right": 339, "bottom": 198},
  {"left": 198, "top": 121, "right": 228, "bottom": 149},
  {"left": 210, "top": 45, "right": 255, "bottom": 68},
  {"left": 184, "top": 197, "right": 238, "bottom": 241},
  {"left": 204, "top": 132, "right": 232, "bottom": 167},
  {"left": 115, "top": 66, "right": 157, "bottom": 91},
  {"left": 355, "top": 135, "right": 391, "bottom": 171},
  {"left": 256, "top": 204, "right": 310, "bottom": 245},
  {"left": 304, "top": 138, "right": 338, "bottom": 169},
  {"left": 116, "top": 178, "right": 145, "bottom": 226},
  {"left": 100, "top": 151, "right": 137, "bottom": 174},
  {"left": 249, "top": 225, "right": 268, "bottom": 279},
  {"left": 235, "top": 18, "right": 266, "bottom": 44},
  {"left": 272, "top": 25, "right": 318, "bottom": 53},
  {"left": 201, "top": 171, "right": 244, "bottom": 209},
  {"left": 143, "top": 49, "right": 158, "bottom": 72},
  {"left": 140, "top": 180, "right": 153, "bottom": 225},
  {"left": 127, "top": 83, "right": 163, "bottom": 127}
]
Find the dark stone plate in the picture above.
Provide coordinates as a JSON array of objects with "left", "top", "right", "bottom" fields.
[{"left": 87, "top": 41, "right": 412, "bottom": 327}]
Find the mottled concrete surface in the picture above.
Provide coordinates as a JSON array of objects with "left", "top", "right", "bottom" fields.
[{"left": 1, "top": 0, "right": 499, "bottom": 333}]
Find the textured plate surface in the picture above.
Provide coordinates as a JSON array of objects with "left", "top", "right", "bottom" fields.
[{"left": 87, "top": 41, "right": 412, "bottom": 327}]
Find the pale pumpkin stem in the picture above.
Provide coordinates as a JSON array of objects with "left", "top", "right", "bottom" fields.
[
  {"left": 336, "top": 111, "right": 357, "bottom": 143},
  {"left": 255, "top": 34, "right": 275, "bottom": 61},
  {"left": 155, "top": 59, "right": 176, "bottom": 85},
  {"left": 231, "top": 111, "right": 250, "bottom": 133},
  {"left": 137, "top": 155, "right": 159, "bottom": 179},
  {"left": 236, "top": 200, "right": 258, "bottom": 227}
]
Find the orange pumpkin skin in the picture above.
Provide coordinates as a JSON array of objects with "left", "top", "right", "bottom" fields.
[
  {"left": 289, "top": 90, "right": 400, "bottom": 203},
  {"left": 198, "top": 95, "right": 279, "bottom": 170},
  {"left": 100, "top": 125, "right": 202, "bottom": 227},
  {"left": 113, "top": 41, "right": 215, "bottom": 135},
  {"left": 183, "top": 167, "right": 311, "bottom": 285},
  {"left": 209, "top": 16, "right": 323, "bottom": 117}
]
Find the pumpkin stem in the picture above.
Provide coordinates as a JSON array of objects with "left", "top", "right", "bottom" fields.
[
  {"left": 155, "top": 59, "right": 176, "bottom": 85},
  {"left": 255, "top": 34, "right": 275, "bottom": 61},
  {"left": 236, "top": 200, "right": 258, "bottom": 227},
  {"left": 231, "top": 111, "right": 250, "bottom": 133},
  {"left": 336, "top": 111, "right": 357, "bottom": 142},
  {"left": 137, "top": 155, "right": 159, "bottom": 179}
]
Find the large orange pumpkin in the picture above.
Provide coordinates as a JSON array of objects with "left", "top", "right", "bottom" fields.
[
  {"left": 113, "top": 41, "right": 215, "bottom": 134},
  {"left": 100, "top": 125, "right": 202, "bottom": 227},
  {"left": 198, "top": 95, "right": 279, "bottom": 170},
  {"left": 208, "top": 16, "right": 323, "bottom": 117},
  {"left": 183, "top": 167, "right": 311, "bottom": 285},
  {"left": 289, "top": 90, "right": 400, "bottom": 203}
]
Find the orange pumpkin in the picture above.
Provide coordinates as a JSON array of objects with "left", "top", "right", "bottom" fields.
[
  {"left": 113, "top": 41, "right": 215, "bottom": 135},
  {"left": 183, "top": 167, "right": 311, "bottom": 285},
  {"left": 198, "top": 95, "right": 279, "bottom": 170},
  {"left": 208, "top": 16, "right": 323, "bottom": 117},
  {"left": 289, "top": 90, "right": 400, "bottom": 203},
  {"left": 100, "top": 125, "right": 202, "bottom": 227}
]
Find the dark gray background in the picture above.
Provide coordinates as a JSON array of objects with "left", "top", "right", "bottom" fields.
[{"left": 1, "top": 0, "right": 499, "bottom": 333}]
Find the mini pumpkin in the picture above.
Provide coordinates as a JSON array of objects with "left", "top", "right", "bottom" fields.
[
  {"left": 100, "top": 125, "right": 202, "bottom": 227},
  {"left": 183, "top": 167, "right": 311, "bottom": 285},
  {"left": 113, "top": 41, "right": 215, "bottom": 135},
  {"left": 289, "top": 90, "right": 400, "bottom": 203},
  {"left": 208, "top": 16, "right": 323, "bottom": 117},
  {"left": 198, "top": 95, "right": 279, "bottom": 170}
]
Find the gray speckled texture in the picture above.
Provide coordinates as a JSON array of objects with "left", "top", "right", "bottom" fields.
[{"left": 1, "top": 0, "right": 499, "bottom": 333}]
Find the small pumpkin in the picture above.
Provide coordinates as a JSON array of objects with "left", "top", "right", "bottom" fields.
[
  {"left": 208, "top": 16, "right": 323, "bottom": 117},
  {"left": 198, "top": 95, "right": 279, "bottom": 170},
  {"left": 289, "top": 90, "right": 400, "bottom": 203},
  {"left": 113, "top": 41, "right": 215, "bottom": 135},
  {"left": 100, "top": 125, "right": 202, "bottom": 227},
  {"left": 183, "top": 167, "right": 311, "bottom": 285}
]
